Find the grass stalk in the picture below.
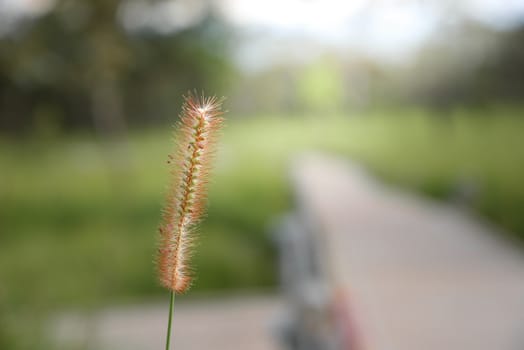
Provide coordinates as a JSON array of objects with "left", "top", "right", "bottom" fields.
[
  {"left": 157, "top": 93, "right": 224, "bottom": 349},
  {"left": 165, "top": 291, "right": 175, "bottom": 350}
]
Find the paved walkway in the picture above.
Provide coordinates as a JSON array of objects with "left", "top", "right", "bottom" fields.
[
  {"left": 292, "top": 154, "right": 524, "bottom": 350},
  {"left": 52, "top": 294, "right": 282, "bottom": 350}
]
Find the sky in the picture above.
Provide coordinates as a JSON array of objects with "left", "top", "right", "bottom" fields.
[
  {"left": 216, "top": 0, "right": 524, "bottom": 70},
  {"left": 219, "top": 0, "right": 524, "bottom": 31}
]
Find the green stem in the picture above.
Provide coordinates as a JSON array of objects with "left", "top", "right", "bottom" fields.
[{"left": 165, "top": 291, "right": 175, "bottom": 350}]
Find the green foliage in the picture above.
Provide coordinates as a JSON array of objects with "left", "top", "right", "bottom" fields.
[
  {"left": 0, "top": 0, "right": 235, "bottom": 132},
  {"left": 297, "top": 56, "right": 345, "bottom": 112}
]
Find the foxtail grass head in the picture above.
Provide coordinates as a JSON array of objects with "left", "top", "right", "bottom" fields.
[{"left": 157, "top": 93, "right": 224, "bottom": 293}]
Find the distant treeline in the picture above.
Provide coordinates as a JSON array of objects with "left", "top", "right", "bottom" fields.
[
  {"left": 1, "top": 1, "right": 523, "bottom": 134},
  {"left": 0, "top": 0, "right": 234, "bottom": 134},
  {"left": 407, "top": 23, "right": 524, "bottom": 108},
  {"left": 227, "top": 22, "right": 524, "bottom": 115}
]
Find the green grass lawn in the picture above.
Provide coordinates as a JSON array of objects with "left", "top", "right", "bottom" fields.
[{"left": 1, "top": 106, "right": 523, "bottom": 348}]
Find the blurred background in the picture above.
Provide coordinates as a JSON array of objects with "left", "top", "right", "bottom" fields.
[{"left": 1, "top": 0, "right": 524, "bottom": 349}]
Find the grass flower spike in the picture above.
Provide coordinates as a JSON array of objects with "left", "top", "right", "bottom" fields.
[{"left": 158, "top": 93, "right": 224, "bottom": 294}]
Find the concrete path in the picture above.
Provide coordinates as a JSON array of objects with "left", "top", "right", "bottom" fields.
[
  {"left": 292, "top": 155, "right": 524, "bottom": 350},
  {"left": 52, "top": 294, "right": 282, "bottom": 350}
]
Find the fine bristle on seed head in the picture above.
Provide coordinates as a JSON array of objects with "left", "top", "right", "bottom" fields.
[{"left": 157, "top": 93, "right": 224, "bottom": 293}]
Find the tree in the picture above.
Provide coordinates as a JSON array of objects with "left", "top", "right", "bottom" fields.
[{"left": 0, "top": 0, "right": 235, "bottom": 133}]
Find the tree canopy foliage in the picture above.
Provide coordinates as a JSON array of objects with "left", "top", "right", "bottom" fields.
[{"left": 0, "top": 0, "right": 234, "bottom": 133}]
